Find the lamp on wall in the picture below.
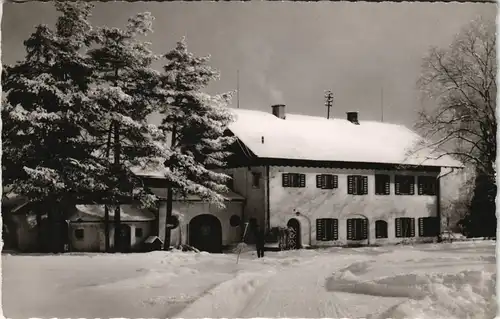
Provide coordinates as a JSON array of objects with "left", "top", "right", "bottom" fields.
[{"left": 294, "top": 210, "right": 312, "bottom": 247}]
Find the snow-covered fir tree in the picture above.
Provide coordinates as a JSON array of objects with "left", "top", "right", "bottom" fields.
[
  {"left": 88, "top": 11, "right": 169, "bottom": 251},
  {"left": 157, "top": 38, "right": 236, "bottom": 246},
  {"left": 2, "top": 2, "right": 168, "bottom": 252},
  {"left": 2, "top": 1, "right": 106, "bottom": 252}
]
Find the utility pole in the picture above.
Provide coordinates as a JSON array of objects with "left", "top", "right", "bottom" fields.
[
  {"left": 324, "top": 90, "right": 333, "bottom": 119},
  {"left": 237, "top": 70, "right": 240, "bottom": 109},
  {"left": 381, "top": 87, "right": 384, "bottom": 123}
]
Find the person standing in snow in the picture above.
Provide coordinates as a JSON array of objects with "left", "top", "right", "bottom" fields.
[{"left": 255, "top": 225, "right": 265, "bottom": 258}]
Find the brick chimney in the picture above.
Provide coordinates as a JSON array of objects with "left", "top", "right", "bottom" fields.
[
  {"left": 346, "top": 111, "right": 359, "bottom": 125},
  {"left": 271, "top": 104, "right": 286, "bottom": 119}
]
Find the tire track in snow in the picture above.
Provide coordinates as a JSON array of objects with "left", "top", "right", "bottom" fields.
[{"left": 237, "top": 255, "right": 372, "bottom": 318}]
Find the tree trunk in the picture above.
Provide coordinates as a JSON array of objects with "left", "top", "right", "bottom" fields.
[
  {"left": 113, "top": 122, "right": 121, "bottom": 252},
  {"left": 164, "top": 125, "right": 177, "bottom": 251},
  {"left": 104, "top": 123, "right": 113, "bottom": 252}
]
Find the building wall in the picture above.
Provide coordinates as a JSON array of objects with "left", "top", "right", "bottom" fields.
[
  {"left": 169, "top": 200, "right": 244, "bottom": 247},
  {"left": 12, "top": 215, "right": 38, "bottom": 252},
  {"left": 219, "top": 166, "right": 267, "bottom": 228},
  {"left": 68, "top": 221, "right": 154, "bottom": 252},
  {"left": 268, "top": 165, "right": 439, "bottom": 246}
]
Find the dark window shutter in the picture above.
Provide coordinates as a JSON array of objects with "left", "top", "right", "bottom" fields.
[
  {"left": 418, "top": 218, "right": 424, "bottom": 237},
  {"left": 299, "top": 174, "right": 306, "bottom": 187},
  {"left": 333, "top": 219, "right": 338, "bottom": 240},
  {"left": 347, "top": 176, "right": 354, "bottom": 194},
  {"left": 395, "top": 218, "right": 402, "bottom": 238},
  {"left": 418, "top": 177, "right": 424, "bottom": 195},
  {"left": 384, "top": 176, "right": 390, "bottom": 195},
  {"left": 282, "top": 173, "right": 290, "bottom": 187},
  {"left": 362, "top": 176, "right": 368, "bottom": 195},
  {"left": 316, "top": 175, "right": 323, "bottom": 188},
  {"left": 362, "top": 219, "right": 368, "bottom": 239},
  {"left": 395, "top": 176, "right": 401, "bottom": 195},
  {"left": 316, "top": 219, "right": 324, "bottom": 240},
  {"left": 410, "top": 218, "right": 415, "bottom": 237},
  {"left": 333, "top": 175, "right": 338, "bottom": 188},
  {"left": 409, "top": 177, "right": 415, "bottom": 195},
  {"left": 347, "top": 219, "right": 353, "bottom": 240}
]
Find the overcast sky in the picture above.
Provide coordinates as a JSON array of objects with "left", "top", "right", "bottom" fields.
[{"left": 2, "top": 2, "right": 495, "bottom": 128}]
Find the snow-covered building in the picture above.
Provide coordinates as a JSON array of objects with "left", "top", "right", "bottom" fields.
[{"left": 219, "top": 104, "right": 462, "bottom": 248}]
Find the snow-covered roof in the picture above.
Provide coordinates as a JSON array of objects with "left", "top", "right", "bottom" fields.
[
  {"left": 227, "top": 108, "right": 463, "bottom": 168},
  {"left": 69, "top": 204, "right": 156, "bottom": 222},
  {"left": 148, "top": 188, "right": 245, "bottom": 202}
]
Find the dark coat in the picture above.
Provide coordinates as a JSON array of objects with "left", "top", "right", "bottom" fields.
[{"left": 255, "top": 229, "right": 265, "bottom": 247}]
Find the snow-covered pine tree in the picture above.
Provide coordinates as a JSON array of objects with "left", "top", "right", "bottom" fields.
[
  {"left": 158, "top": 38, "right": 236, "bottom": 248},
  {"left": 2, "top": 1, "right": 104, "bottom": 252},
  {"left": 88, "top": 12, "right": 169, "bottom": 252}
]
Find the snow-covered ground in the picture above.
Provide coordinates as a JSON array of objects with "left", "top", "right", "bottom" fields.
[{"left": 2, "top": 241, "right": 496, "bottom": 319}]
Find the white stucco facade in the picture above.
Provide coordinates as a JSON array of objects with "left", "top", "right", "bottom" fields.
[
  {"left": 160, "top": 200, "right": 244, "bottom": 248},
  {"left": 68, "top": 221, "right": 154, "bottom": 252},
  {"left": 267, "top": 165, "right": 440, "bottom": 247}
]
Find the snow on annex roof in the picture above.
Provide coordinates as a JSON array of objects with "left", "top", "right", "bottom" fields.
[{"left": 227, "top": 108, "right": 462, "bottom": 168}]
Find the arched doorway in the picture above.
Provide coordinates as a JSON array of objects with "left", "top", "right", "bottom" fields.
[
  {"left": 287, "top": 218, "right": 301, "bottom": 250},
  {"left": 189, "top": 214, "right": 222, "bottom": 253}
]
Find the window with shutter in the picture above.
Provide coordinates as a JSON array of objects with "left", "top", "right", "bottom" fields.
[
  {"left": 395, "top": 176, "right": 415, "bottom": 195},
  {"left": 375, "top": 175, "right": 390, "bottom": 195},
  {"left": 316, "top": 175, "right": 323, "bottom": 188},
  {"left": 317, "top": 174, "right": 339, "bottom": 189},
  {"left": 299, "top": 174, "right": 306, "bottom": 187},
  {"left": 348, "top": 175, "right": 368, "bottom": 195},
  {"left": 316, "top": 218, "right": 338, "bottom": 241},
  {"left": 332, "top": 219, "right": 338, "bottom": 240},
  {"left": 362, "top": 176, "right": 368, "bottom": 195},
  {"left": 375, "top": 220, "right": 388, "bottom": 239},
  {"left": 347, "top": 219, "right": 354, "bottom": 240},
  {"left": 417, "top": 176, "right": 437, "bottom": 196},
  {"left": 347, "top": 175, "right": 354, "bottom": 194},
  {"left": 395, "top": 218, "right": 415, "bottom": 238},
  {"left": 347, "top": 218, "right": 368, "bottom": 240},
  {"left": 283, "top": 173, "right": 306, "bottom": 188},
  {"left": 395, "top": 219, "right": 402, "bottom": 237},
  {"left": 282, "top": 173, "right": 290, "bottom": 187},
  {"left": 316, "top": 219, "right": 324, "bottom": 240},
  {"left": 418, "top": 217, "right": 439, "bottom": 237}
]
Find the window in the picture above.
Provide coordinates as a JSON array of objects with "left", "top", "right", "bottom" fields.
[
  {"left": 375, "top": 174, "right": 390, "bottom": 195},
  {"left": 375, "top": 220, "right": 388, "bottom": 239},
  {"left": 316, "top": 218, "right": 338, "bottom": 241},
  {"left": 75, "top": 229, "right": 84, "bottom": 240},
  {"left": 418, "top": 176, "right": 437, "bottom": 195},
  {"left": 316, "top": 174, "right": 338, "bottom": 189},
  {"left": 230, "top": 215, "right": 241, "bottom": 227},
  {"left": 251, "top": 172, "right": 261, "bottom": 188},
  {"left": 282, "top": 173, "right": 306, "bottom": 188},
  {"left": 347, "top": 218, "right": 368, "bottom": 240},
  {"left": 418, "top": 217, "right": 440, "bottom": 237},
  {"left": 226, "top": 174, "right": 234, "bottom": 190},
  {"left": 347, "top": 175, "right": 368, "bottom": 195},
  {"left": 395, "top": 217, "right": 415, "bottom": 238},
  {"left": 395, "top": 175, "right": 415, "bottom": 195},
  {"left": 135, "top": 227, "right": 143, "bottom": 238}
]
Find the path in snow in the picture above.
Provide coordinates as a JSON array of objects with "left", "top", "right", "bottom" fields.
[{"left": 175, "top": 243, "right": 496, "bottom": 319}]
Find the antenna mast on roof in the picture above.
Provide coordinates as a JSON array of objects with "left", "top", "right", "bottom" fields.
[
  {"left": 325, "top": 90, "right": 334, "bottom": 119},
  {"left": 237, "top": 70, "right": 240, "bottom": 109},
  {"left": 381, "top": 87, "right": 384, "bottom": 122}
]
